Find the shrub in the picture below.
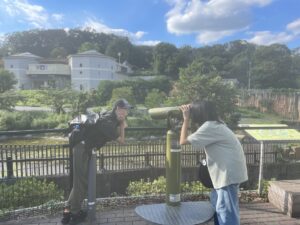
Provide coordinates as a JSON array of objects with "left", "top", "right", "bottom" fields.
[
  {"left": 0, "top": 178, "right": 64, "bottom": 211},
  {"left": 0, "top": 111, "right": 46, "bottom": 130},
  {"left": 31, "top": 113, "right": 70, "bottom": 129},
  {"left": 126, "top": 176, "right": 210, "bottom": 196},
  {"left": 16, "top": 90, "right": 45, "bottom": 106}
]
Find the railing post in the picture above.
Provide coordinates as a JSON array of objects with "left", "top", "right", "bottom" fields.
[
  {"left": 99, "top": 153, "right": 105, "bottom": 172},
  {"left": 145, "top": 152, "right": 151, "bottom": 167},
  {"left": 6, "top": 157, "right": 14, "bottom": 178},
  {"left": 196, "top": 151, "right": 200, "bottom": 165},
  {"left": 69, "top": 145, "right": 73, "bottom": 192}
]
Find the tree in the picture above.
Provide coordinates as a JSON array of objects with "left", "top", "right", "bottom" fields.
[
  {"left": 105, "top": 38, "right": 132, "bottom": 63},
  {"left": 168, "top": 62, "right": 240, "bottom": 127},
  {"left": 41, "top": 87, "right": 76, "bottom": 114},
  {"left": 0, "top": 69, "right": 17, "bottom": 92},
  {"left": 153, "top": 42, "right": 179, "bottom": 79},
  {"left": 292, "top": 54, "right": 300, "bottom": 88},
  {"left": 0, "top": 91, "right": 23, "bottom": 111},
  {"left": 108, "top": 87, "right": 135, "bottom": 108},
  {"left": 97, "top": 80, "right": 122, "bottom": 105},
  {"left": 96, "top": 77, "right": 172, "bottom": 106},
  {"left": 129, "top": 45, "right": 153, "bottom": 70},
  {"left": 0, "top": 69, "right": 21, "bottom": 111},
  {"left": 252, "top": 44, "right": 295, "bottom": 88},
  {"left": 50, "top": 47, "right": 68, "bottom": 58},
  {"left": 78, "top": 42, "right": 101, "bottom": 53},
  {"left": 70, "top": 91, "right": 98, "bottom": 117},
  {"left": 144, "top": 89, "right": 166, "bottom": 108}
]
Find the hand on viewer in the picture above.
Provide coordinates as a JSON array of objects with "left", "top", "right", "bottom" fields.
[{"left": 180, "top": 104, "right": 191, "bottom": 121}]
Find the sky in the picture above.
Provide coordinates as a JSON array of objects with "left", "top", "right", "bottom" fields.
[{"left": 0, "top": 0, "right": 300, "bottom": 49}]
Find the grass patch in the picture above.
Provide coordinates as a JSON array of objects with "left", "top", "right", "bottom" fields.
[{"left": 238, "top": 107, "right": 285, "bottom": 124}]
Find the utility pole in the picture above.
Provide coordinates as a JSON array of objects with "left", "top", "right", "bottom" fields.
[
  {"left": 248, "top": 60, "right": 252, "bottom": 90},
  {"left": 117, "top": 52, "right": 121, "bottom": 64}
]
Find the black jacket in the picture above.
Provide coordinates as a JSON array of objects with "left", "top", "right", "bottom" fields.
[
  {"left": 83, "top": 110, "right": 120, "bottom": 149},
  {"left": 69, "top": 110, "right": 120, "bottom": 150}
]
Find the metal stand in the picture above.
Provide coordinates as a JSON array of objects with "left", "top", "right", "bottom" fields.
[
  {"left": 87, "top": 150, "right": 97, "bottom": 225},
  {"left": 258, "top": 141, "right": 264, "bottom": 196},
  {"left": 135, "top": 116, "right": 215, "bottom": 224}
]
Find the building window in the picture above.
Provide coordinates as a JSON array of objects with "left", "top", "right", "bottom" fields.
[
  {"left": 10, "top": 65, "right": 13, "bottom": 68},
  {"left": 79, "top": 63, "right": 82, "bottom": 67},
  {"left": 80, "top": 84, "right": 83, "bottom": 91},
  {"left": 80, "top": 71, "right": 82, "bottom": 74}
]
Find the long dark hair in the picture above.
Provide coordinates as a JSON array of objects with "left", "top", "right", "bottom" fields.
[{"left": 190, "top": 100, "right": 223, "bottom": 128}]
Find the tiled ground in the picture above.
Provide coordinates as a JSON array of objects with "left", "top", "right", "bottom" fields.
[{"left": 2, "top": 202, "right": 300, "bottom": 225}]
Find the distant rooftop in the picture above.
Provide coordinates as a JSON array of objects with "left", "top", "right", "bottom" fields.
[{"left": 8, "top": 52, "right": 41, "bottom": 58}]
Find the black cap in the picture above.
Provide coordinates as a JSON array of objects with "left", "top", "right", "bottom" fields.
[{"left": 113, "top": 99, "right": 133, "bottom": 110}]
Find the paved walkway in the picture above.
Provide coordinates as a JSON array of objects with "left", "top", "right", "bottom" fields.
[{"left": 2, "top": 202, "right": 300, "bottom": 225}]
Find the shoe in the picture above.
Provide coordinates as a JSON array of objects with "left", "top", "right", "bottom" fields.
[
  {"left": 61, "top": 210, "right": 71, "bottom": 224},
  {"left": 69, "top": 210, "right": 87, "bottom": 225}
]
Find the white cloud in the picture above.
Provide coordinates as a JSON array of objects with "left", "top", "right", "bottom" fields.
[
  {"left": 83, "top": 18, "right": 146, "bottom": 41},
  {"left": 287, "top": 18, "right": 300, "bottom": 35},
  {"left": 248, "top": 18, "right": 300, "bottom": 46},
  {"left": 165, "top": 0, "right": 273, "bottom": 44},
  {"left": 196, "top": 30, "right": 235, "bottom": 45},
  {"left": 52, "top": 14, "right": 64, "bottom": 22},
  {"left": 1, "top": 0, "right": 64, "bottom": 29},
  {"left": 248, "top": 31, "right": 294, "bottom": 45},
  {"left": 83, "top": 19, "right": 161, "bottom": 46},
  {"left": 136, "top": 40, "right": 161, "bottom": 46},
  {"left": 2, "top": 0, "right": 49, "bottom": 28}
]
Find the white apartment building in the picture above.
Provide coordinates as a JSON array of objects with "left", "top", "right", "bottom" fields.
[
  {"left": 2, "top": 50, "right": 131, "bottom": 91},
  {"left": 69, "top": 50, "right": 130, "bottom": 91}
]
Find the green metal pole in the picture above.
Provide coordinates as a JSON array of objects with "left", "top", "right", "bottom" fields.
[{"left": 166, "top": 130, "right": 181, "bottom": 206}]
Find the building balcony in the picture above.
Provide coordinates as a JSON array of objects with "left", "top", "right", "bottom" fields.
[{"left": 27, "top": 64, "right": 70, "bottom": 76}]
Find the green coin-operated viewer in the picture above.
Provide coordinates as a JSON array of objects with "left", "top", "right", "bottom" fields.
[{"left": 148, "top": 106, "right": 183, "bottom": 206}]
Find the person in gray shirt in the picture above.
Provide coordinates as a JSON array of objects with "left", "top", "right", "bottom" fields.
[{"left": 179, "top": 100, "right": 248, "bottom": 225}]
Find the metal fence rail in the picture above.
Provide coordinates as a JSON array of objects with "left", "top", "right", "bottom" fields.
[{"left": 0, "top": 140, "right": 296, "bottom": 178}]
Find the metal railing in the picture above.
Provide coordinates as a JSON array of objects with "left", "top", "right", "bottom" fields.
[
  {"left": 0, "top": 139, "right": 292, "bottom": 178},
  {"left": 1, "top": 128, "right": 297, "bottom": 180},
  {"left": 0, "top": 127, "right": 299, "bottom": 221}
]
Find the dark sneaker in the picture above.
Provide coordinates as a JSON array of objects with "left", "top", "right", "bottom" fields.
[
  {"left": 61, "top": 210, "right": 71, "bottom": 224},
  {"left": 69, "top": 210, "right": 87, "bottom": 225}
]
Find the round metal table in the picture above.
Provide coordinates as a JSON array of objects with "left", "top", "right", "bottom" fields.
[{"left": 135, "top": 201, "right": 215, "bottom": 225}]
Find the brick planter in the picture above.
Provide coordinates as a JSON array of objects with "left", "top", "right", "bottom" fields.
[{"left": 268, "top": 180, "right": 300, "bottom": 218}]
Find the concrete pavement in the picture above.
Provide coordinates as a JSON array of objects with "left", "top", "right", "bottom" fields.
[{"left": 2, "top": 202, "right": 300, "bottom": 225}]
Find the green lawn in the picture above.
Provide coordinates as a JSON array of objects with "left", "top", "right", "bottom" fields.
[{"left": 238, "top": 107, "right": 285, "bottom": 124}]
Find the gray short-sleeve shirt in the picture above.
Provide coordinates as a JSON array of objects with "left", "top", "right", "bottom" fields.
[{"left": 187, "top": 121, "right": 248, "bottom": 189}]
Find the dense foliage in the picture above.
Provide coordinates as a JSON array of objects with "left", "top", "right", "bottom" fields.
[
  {"left": 0, "top": 111, "right": 70, "bottom": 130},
  {"left": 0, "top": 69, "right": 22, "bottom": 111},
  {"left": 1, "top": 29, "right": 300, "bottom": 130},
  {"left": 1, "top": 29, "right": 299, "bottom": 89},
  {"left": 0, "top": 178, "right": 63, "bottom": 212},
  {"left": 167, "top": 61, "right": 240, "bottom": 127},
  {"left": 126, "top": 176, "right": 211, "bottom": 196}
]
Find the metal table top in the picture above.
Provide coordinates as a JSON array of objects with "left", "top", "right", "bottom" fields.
[{"left": 135, "top": 201, "right": 215, "bottom": 225}]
